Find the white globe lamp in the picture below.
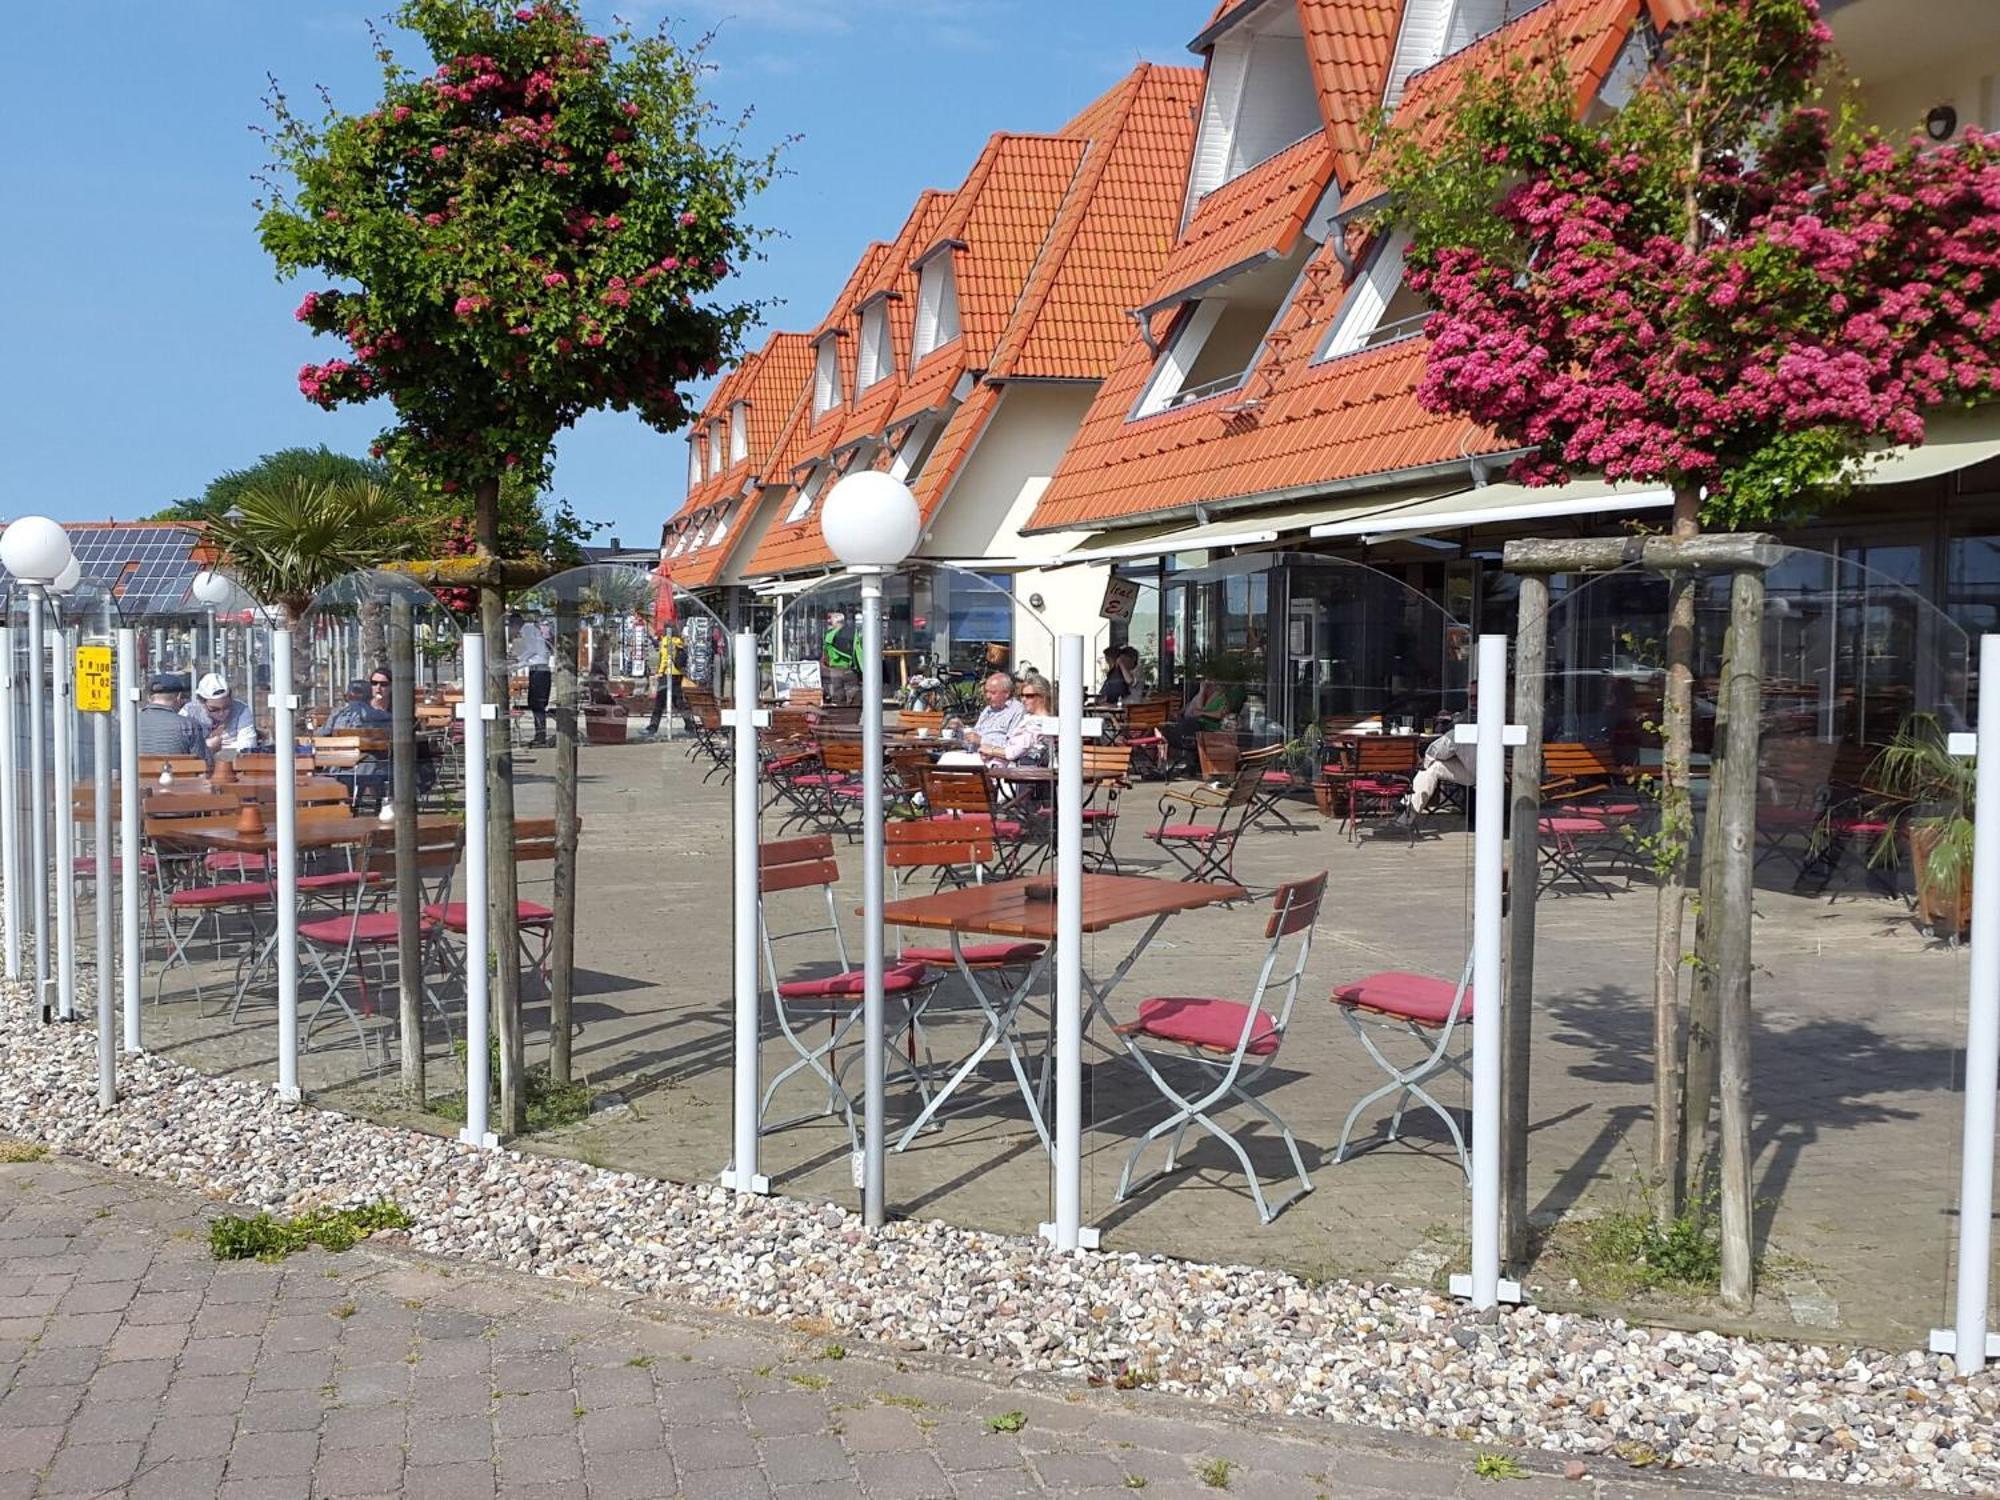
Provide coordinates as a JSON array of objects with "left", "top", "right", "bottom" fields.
[
  {"left": 821, "top": 471, "right": 920, "bottom": 571},
  {"left": 0, "top": 516, "right": 73, "bottom": 585},
  {"left": 191, "top": 570, "right": 234, "bottom": 606},
  {"left": 52, "top": 557, "right": 82, "bottom": 595}
]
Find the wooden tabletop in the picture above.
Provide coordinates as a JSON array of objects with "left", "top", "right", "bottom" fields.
[
  {"left": 879, "top": 873, "right": 1244, "bottom": 940},
  {"left": 164, "top": 813, "right": 460, "bottom": 855},
  {"left": 981, "top": 765, "right": 1124, "bottom": 785}
]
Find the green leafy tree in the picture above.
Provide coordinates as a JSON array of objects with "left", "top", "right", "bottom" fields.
[
  {"left": 256, "top": 0, "right": 776, "bottom": 1133},
  {"left": 204, "top": 476, "right": 426, "bottom": 622},
  {"left": 156, "top": 446, "right": 393, "bottom": 522}
]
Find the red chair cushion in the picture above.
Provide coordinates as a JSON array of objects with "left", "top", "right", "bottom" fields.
[
  {"left": 1332, "top": 971, "right": 1474, "bottom": 1026},
  {"left": 297, "top": 871, "right": 373, "bottom": 892},
  {"left": 424, "top": 901, "right": 555, "bottom": 931},
  {"left": 1079, "top": 809, "right": 1117, "bottom": 823},
  {"left": 1261, "top": 771, "right": 1293, "bottom": 785},
  {"left": 1150, "top": 822, "right": 1222, "bottom": 841},
  {"left": 206, "top": 851, "right": 270, "bottom": 874},
  {"left": 299, "top": 911, "right": 437, "bottom": 946},
  {"left": 1540, "top": 816, "right": 1610, "bottom": 834},
  {"left": 1830, "top": 817, "right": 1891, "bottom": 836},
  {"left": 1127, "top": 996, "right": 1280, "bottom": 1056},
  {"left": 168, "top": 881, "right": 273, "bottom": 908},
  {"left": 776, "top": 961, "right": 928, "bottom": 1000},
  {"left": 74, "top": 855, "right": 156, "bottom": 876},
  {"left": 900, "top": 941, "right": 1045, "bottom": 967},
  {"left": 1349, "top": 778, "right": 1408, "bottom": 794}
]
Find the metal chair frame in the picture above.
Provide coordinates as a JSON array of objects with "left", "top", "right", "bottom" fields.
[{"left": 1333, "top": 953, "right": 1476, "bottom": 1177}]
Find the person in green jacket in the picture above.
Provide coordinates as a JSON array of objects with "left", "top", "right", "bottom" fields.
[{"left": 821, "top": 608, "right": 860, "bottom": 706}]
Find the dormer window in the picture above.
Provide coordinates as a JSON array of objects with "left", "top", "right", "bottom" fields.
[
  {"left": 890, "top": 414, "right": 946, "bottom": 484},
  {"left": 707, "top": 502, "right": 733, "bottom": 549},
  {"left": 1383, "top": 0, "right": 1510, "bottom": 110},
  {"left": 813, "top": 337, "right": 842, "bottom": 417},
  {"left": 708, "top": 420, "right": 724, "bottom": 475},
  {"left": 912, "top": 253, "right": 962, "bottom": 361},
  {"left": 1187, "top": 9, "right": 1321, "bottom": 208},
  {"left": 1132, "top": 246, "right": 1308, "bottom": 417},
  {"left": 687, "top": 437, "right": 702, "bottom": 490},
  {"left": 729, "top": 402, "right": 749, "bottom": 464},
  {"left": 856, "top": 300, "right": 894, "bottom": 391},
  {"left": 784, "top": 462, "right": 830, "bottom": 525},
  {"left": 1317, "top": 230, "right": 1429, "bottom": 361}
]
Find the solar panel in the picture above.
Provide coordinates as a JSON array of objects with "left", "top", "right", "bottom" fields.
[{"left": 1, "top": 525, "right": 208, "bottom": 618}]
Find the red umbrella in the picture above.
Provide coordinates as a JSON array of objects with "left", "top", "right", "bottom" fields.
[{"left": 652, "top": 557, "right": 679, "bottom": 633}]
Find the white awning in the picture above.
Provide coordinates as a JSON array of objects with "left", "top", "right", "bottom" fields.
[
  {"left": 1309, "top": 478, "right": 1673, "bottom": 539},
  {"left": 749, "top": 577, "right": 826, "bottom": 598},
  {"left": 1859, "top": 405, "right": 2000, "bottom": 486},
  {"left": 1062, "top": 481, "right": 1469, "bottom": 564}
]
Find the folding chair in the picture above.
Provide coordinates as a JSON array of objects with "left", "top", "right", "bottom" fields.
[
  {"left": 1111, "top": 872, "right": 1327, "bottom": 1224},
  {"left": 1080, "top": 743, "right": 1131, "bottom": 873},
  {"left": 1118, "top": 698, "right": 1174, "bottom": 780},
  {"left": 1145, "top": 766, "right": 1260, "bottom": 883},
  {"left": 1331, "top": 955, "right": 1476, "bottom": 1176},
  {"left": 143, "top": 808, "right": 273, "bottom": 1008},
  {"left": 810, "top": 735, "right": 869, "bottom": 841},
  {"left": 757, "top": 837, "right": 933, "bottom": 1153},
  {"left": 919, "top": 765, "right": 1035, "bottom": 876},
  {"left": 1335, "top": 737, "right": 1420, "bottom": 840},
  {"left": 298, "top": 825, "right": 463, "bottom": 1058},
  {"left": 424, "top": 817, "right": 572, "bottom": 997}
]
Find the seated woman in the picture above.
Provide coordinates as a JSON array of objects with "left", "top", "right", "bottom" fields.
[
  {"left": 1095, "top": 646, "right": 1134, "bottom": 705},
  {"left": 1162, "top": 677, "right": 1233, "bottom": 772}
]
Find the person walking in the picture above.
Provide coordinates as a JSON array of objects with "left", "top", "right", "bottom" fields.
[
  {"left": 643, "top": 626, "right": 684, "bottom": 737},
  {"left": 820, "top": 608, "right": 859, "bottom": 707},
  {"left": 510, "top": 611, "right": 555, "bottom": 746}
]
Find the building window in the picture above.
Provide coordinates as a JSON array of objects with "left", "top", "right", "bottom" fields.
[
  {"left": 1134, "top": 247, "right": 1308, "bottom": 417},
  {"left": 784, "top": 464, "right": 829, "bottom": 525},
  {"left": 913, "top": 254, "right": 962, "bottom": 361},
  {"left": 1383, "top": 0, "right": 1511, "bottom": 110},
  {"left": 857, "top": 300, "right": 894, "bottom": 390},
  {"left": 707, "top": 503, "right": 733, "bottom": 550},
  {"left": 687, "top": 439, "right": 702, "bottom": 490},
  {"left": 813, "top": 338, "right": 841, "bottom": 417},
  {"left": 729, "top": 403, "right": 748, "bottom": 464},
  {"left": 1188, "top": 15, "right": 1321, "bottom": 206},
  {"left": 891, "top": 414, "right": 946, "bottom": 484},
  {"left": 708, "top": 421, "right": 724, "bottom": 474},
  {"left": 1317, "top": 230, "right": 1429, "bottom": 361}
]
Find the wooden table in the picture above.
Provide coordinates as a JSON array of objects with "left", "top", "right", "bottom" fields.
[
  {"left": 166, "top": 813, "right": 459, "bottom": 856},
  {"left": 879, "top": 874, "right": 1244, "bottom": 1151}
]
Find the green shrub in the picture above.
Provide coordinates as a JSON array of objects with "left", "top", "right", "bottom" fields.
[
  {"left": 428, "top": 1038, "right": 593, "bottom": 1132},
  {"left": 209, "top": 1201, "right": 412, "bottom": 1262}
]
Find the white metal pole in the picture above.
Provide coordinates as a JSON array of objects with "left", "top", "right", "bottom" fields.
[
  {"left": 52, "top": 626, "right": 77, "bottom": 1022},
  {"left": 1943, "top": 633, "right": 2000, "bottom": 1372},
  {"left": 272, "top": 628, "right": 301, "bottom": 1100},
  {"left": 1048, "top": 633, "right": 1087, "bottom": 1251},
  {"left": 860, "top": 573, "right": 887, "bottom": 1226},
  {"left": 722, "top": 629, "right": 768, "bottom": 1195},
  {"left": 117, "top": 630, "right": 141, "bottom": 1055},
  {"left": 1468, "top": 634, "right": 1508, "bottom": 1309},
  {"left": 26, "top": 586, "right": 50, "bottom": 1021},
  {"left": 0, "top": 625, "right": 20, "bottom": 982},
  {"left": 94, "top": 690, "right": 113, "bottom": 1108},
  {"left": 459, "top": 632, "right": 496, "bottom": 1149}
]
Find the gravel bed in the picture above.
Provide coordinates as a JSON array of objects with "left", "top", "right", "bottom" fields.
[{"left": 1, "top": 975, "right": 1996, "bottom": 1493}]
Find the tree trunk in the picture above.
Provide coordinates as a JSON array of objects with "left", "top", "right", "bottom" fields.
[
  {"left": 359, "top": 600, "right": 387, "bottom": 677},
  {"left": 549, "top": 600, "right": 580, "bottom": 1085},
  {"left": 390, "top": 598, "right": 424, "bottom": 1104},
  {"left": 1710, "top": 568, "right": 1765, "bottom": 1309},
  {"left": 1502, "top": 575, "right": 1549, "bottom": 1268},
  {"left": 1653, "top": 485, "right": 1700, "bottom": 1218},
  {"left": 475, "top": 479, "right": 526, "bottom": 1137}
]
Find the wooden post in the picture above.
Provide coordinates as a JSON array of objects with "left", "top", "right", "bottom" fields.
[
  {"left": 549, "top": 599, "right": 580, "bottom": 1085},
  {"left": 1713, "top": 567, "right": 1765, "bottom": 1311},
  {"left": 1502, "top": 575, "right": 1549, "bottom": 1268},
  {"left": 390, "top": 598, "right": 424, "bottom": 1103}
]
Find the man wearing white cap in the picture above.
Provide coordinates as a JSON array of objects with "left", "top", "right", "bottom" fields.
[{"left": 183, "top": 673, "right": 259, "bottom": 759}]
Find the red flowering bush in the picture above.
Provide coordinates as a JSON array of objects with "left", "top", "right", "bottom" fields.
[
  {"left": 258, "top": 0, "right": 778, "bottom": 501},
  {"left": 1381, "top": 0, "right": 2000, "bottom": 527}
]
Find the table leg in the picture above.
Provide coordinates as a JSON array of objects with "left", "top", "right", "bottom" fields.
[{"left": 895, "top": 932, "right": 1051, "bottom": 1152}]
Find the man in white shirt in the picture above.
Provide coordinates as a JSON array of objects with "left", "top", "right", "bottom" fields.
[
  {"left": 509, "top": 612, "right": 555, "bottom": 746},
  {"left": 183, "top": 673, "right": 258, "bottom": 761}
]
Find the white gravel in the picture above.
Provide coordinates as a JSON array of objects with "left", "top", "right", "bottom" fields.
[{"left": 2, "top": 974, "right": 1996, "bottom": 1493}]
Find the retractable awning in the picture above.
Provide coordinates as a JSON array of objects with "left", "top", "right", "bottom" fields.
[
  {"left": 1859, "top": 405, "right": 2000, "bottom": 487},
  {"left": 1309, "top": 478, "right": 1673, "bottom": 539},
  {"left": 1061, "top": 481, "right": 1469, "bottom": 564}
]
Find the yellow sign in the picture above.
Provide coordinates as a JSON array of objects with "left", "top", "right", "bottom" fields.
[{"left": 75, "top": 645, "right": 113, "bottom": 714}]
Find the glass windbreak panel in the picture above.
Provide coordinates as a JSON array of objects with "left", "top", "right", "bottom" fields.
[
  {"left": 1531, "top": 549, "right": 1966, "bottom": 1348},
  {"left": 1088, "top": 556, "right": 1475, "bottom": 1291}
]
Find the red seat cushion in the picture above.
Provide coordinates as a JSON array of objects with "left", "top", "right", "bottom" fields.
[
  {"left": 777, "top": 962, "right": 928, "bottom": 1000},
  {"left": 1332, "top": 971, "right": 1474, "bottom": 1026},
  {"left": 206, "top": 851, "right": 270, "bottom": 873},
  {"left": 1261, "top": 771, "right": 1293, "bottom": 785},
  {"left": 297, "top": 871, "right": 374, "bottom": 892},
  {"left": 1079, "top": 809, "right": 1117, "bottom": 823},
  {"left": 1540, "top": 816, "right": 1610, "bottom": 834},
  {"left": 424, "top": 900, "right": 555, "bottom": 931},
  {"left": 1125, "top": 996, "right": 1280, "bottom": 1056},
  {"left": 299, "top": 911, "right": 437, "bottom": 946},
  {"left": 1150, "top": 822, "right": 1222, "bottom": 840},
  {"left": 1830, "top": 817, "right": 1891, "bottom": 836},
  {"left": 74, "top": 855, "right": 156, "bottom": 876},
  {"left": 1572, "top": 801, "right": 1642, "bottom": 819},
  {"left": 900, "top": 941, "right": 1045, "bottom": 967},
  {"left": 168, "top": 881, "right": 273, "bottom": 908},
  {"left": 1349, "top": 778, "right": 1408, "bottom": 794}
]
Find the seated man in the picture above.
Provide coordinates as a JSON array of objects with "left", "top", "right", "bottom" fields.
[
  {"left": 136, "top": 674, "right": 206, "bottom": 761},
  {"left": 938, "top": 671, "right": 1030, "bottom": 767},
  {"left": 183, "top": 673, "right": 258, "bottom": 762},
  {"left": 1398, "top": 713, "right": 1474, "bottom": 827},
  {"left": 326, "top": 676, "right": 392, "bottom": 732}
]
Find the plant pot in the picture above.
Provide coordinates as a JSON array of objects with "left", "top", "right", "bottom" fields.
[{"left": 1908, "top": 820, "right": 1971, "bottom": 937}]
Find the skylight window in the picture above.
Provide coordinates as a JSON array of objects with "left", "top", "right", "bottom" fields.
[
  {"left": 857, "top": 301, "right": 894, "bottom": 390},
  {"left": 1317, "top": 230, "right": 1429, "bottom": 361},
  {"left": 912, "top": 254, "right": 962, "bottom": 361},
  {"left": 812, "top": 338, "right": 842, "bottom": 417},
  {"left": 1132, "top": 247, "right": 1308, "bottom": 417}
]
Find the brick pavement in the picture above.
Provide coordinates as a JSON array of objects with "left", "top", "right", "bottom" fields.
[{"left": 0, "top": 1152, "right": 1905, "bottom": 1499}]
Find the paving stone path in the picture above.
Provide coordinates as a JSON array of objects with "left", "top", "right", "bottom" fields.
[{"left": 0, "top": 1154, "right": 1907, "bottom": 1499}]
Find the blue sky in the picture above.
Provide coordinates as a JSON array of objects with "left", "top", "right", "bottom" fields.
[{"left": 0, "top": 1, "right": 1197, "bottom": 549}]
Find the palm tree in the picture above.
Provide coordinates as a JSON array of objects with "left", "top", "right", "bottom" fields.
[{"left": 203, "top": 477, "right": 426, "bottom": 623}]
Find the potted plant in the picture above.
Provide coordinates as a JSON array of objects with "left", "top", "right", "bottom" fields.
[{"left": 1868, "top": 712, "right": 1974, "bottom": 936}]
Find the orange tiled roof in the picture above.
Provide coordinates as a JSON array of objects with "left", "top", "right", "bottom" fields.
[
  {"left": 1302, "top": 0, "right": 1405, "bottom": 185},
  {"left": 1031, "top": 0, "right": 1646, "bottom": 535},
  {"left": 669, "top": 331, "right": 815, "bottom": 523},
  {"left": 1145, "top": 133, "right": 1335, "bottom": 311}
]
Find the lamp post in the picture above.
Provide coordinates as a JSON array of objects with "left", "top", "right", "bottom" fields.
[
  {"left": 820, "top": 471, "right": 922, "bottom": 1229},
  {"left": 192, "top": 570, "right": 232, "bottom": 676},
  {"left": 0, "top": 517, "right": 75, "bottom": 1023}
]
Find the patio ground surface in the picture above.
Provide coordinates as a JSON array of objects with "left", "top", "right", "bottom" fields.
[{"left": 126, "top": 721, "right": 1995, "bottom": 1353}]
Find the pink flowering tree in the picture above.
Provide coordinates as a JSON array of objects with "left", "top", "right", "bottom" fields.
[
  {"left": 258, "top": 0, "right": 777, "bottom": 1131},
  {"left": 1379, "top": 0, "right": 2000, "bottom": 1282}
]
